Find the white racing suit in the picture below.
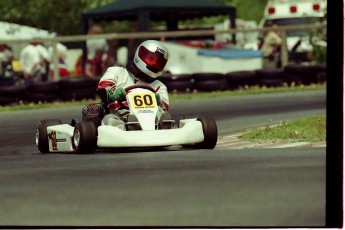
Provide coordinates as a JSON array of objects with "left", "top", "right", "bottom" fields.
[
  {"left": 20, "top": 44, "right": 50, "bottom": 84},
  {"left": 96, "top": 66, "right": 170, "bottom": 130}
]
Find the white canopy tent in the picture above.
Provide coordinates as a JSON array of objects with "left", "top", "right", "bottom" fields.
[
  {"left": 0, "top": 21, "right": 55, "bottom": 40},
  {"left": 0, "top": 21, "right": 56, "bottom": 58}
]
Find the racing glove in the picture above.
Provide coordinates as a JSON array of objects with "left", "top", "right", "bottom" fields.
[{"left": 108, "top": 86, "right": 126, "bottom": 101}]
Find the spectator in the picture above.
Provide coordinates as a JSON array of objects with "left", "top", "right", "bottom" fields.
[
  {"left": 0, "top": 44, "right": 14, "bottom": 86},
  {"left": 74, "top": 53, "right": 94, "bottom": 78},
  {"left": 0, "top": 44, "right": 14, "bottom": 63},
  {"left": 74, "top": 54, "right": 83, "bottom": 77},
  {"left": 260, "top": 23, "right": 282, "bottom": 69},
  {"left": 20, "top": 41, "right": 50, "bottom": 84},
  {"left": 48, "top": 43, "right": 69, "bottom": 79},
  {"left": 86, "top": 25, "right": 110, "bottom": 78}
]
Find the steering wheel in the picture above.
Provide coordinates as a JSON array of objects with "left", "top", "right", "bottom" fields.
[
  {"left": 124, "top": 84, "right": 156, "bottom": 93},
  {"left": 118, "top": 84, "right": 156, "bottom": 108}
]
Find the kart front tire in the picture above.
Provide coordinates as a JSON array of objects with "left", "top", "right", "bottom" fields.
[
  {"left": 36, "top": 119, "right": 62, "bottom": 153},
  {"left": 73, "top": 122, "right": 97, "bottom": 154}
]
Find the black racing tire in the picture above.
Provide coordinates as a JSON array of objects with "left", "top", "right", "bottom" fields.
[
  {"left": 73, "top": 122, "right": 97, "bottom": 154},
  {"left": 283, "top": 64, "right": 321, "bottom": 85},
  {"left": 284, "top": 64, "right": 321, "bottom": 76},
  {"left": 36, "top": 119, "right": 62, "bottom": 153},
  {"left": 194, "top": 79, "right": 228, "bottom": 91},
  {"left": 60, "top": 88, "right": 97, "bottom": 101},
  {"left": 158, "top": 73, "right": 172, "bottom": 83},
  {"left": 225, "top": 71, "right": 257, "bottom": 89},
  {"left": 317, "top": 72, "right": 327, "bottom": 83},
  {"left": 59, "top": 78, "right": 99, "bottom": 89},
  {"left": 160, "top": 74, "right": 194, "bottom": 92},
  {"left": 0, "top": 85, "right": 27, "bottom": 97},
  {"left": 196, "top": 117, "right": 218, "bottom": 149},
  {"left": 193, "top": 73, "right": 227, "bottom": 91},
  {"left": 166, "top": 74, "right": 193, "bottom": 81},
  {"left": 315, "top": 63, "right": 327, "bottom": 73},
  {"left": 27, "top": 93, "right": 59, "bottom": 102},
  {"left": 183, "top": 117, "right": 218, "bottom": 149},
  {"left": 27, "top": 81, "right": 60, "bottom": 93},
  {"left": 166, "top": 80, "right": 194, "bottom": 92},
  {"left": 0, "top": 96, "right": 15, "bottom": 105},
  {"left": 192, "top": 73, "right": 225, "bottom": 81},
  {"left": 255, "top": 69, "right": 286, "bottom": 87}
]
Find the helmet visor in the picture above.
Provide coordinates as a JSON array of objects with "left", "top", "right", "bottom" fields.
[{"left": 138, "top": 46, "right": 167, "bottom": 73}]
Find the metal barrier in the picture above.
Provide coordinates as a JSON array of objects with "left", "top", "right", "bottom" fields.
[{"left": 0, "top": 23, "right": 326, "bottom": 81}]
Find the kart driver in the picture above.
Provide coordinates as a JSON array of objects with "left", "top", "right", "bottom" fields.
[{"left": 93, "top": 40, "right": 171, "bottom": 130}]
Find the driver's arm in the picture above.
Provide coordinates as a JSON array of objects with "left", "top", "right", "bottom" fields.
[
  {"left": 155, "top": 84, "right": 170, "bottom": 111},
  {"left": 96, "top": 67, "right": 119, "bottom": 102}
]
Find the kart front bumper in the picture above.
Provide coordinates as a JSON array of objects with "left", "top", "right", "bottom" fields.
[{"left": 97, "top": 120, "right": 204, "bottom": 148}]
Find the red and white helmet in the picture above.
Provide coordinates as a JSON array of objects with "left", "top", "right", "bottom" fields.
[{"left": 133, "top": 40, "right": 169, "bottom": 79}]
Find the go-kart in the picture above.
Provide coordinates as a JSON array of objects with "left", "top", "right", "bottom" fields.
[{"left": 36, "top": 85, "right": 218, "bottom": 154}]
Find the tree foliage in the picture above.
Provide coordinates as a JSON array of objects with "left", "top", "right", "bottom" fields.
[
  {"left": 0, "top": 0, "right": 268, "bottom": 35},
  {"left": 221, "top": 0, "right": 268, "bottom": 22},
  {"left": 0, "top": 0, "right": 113, "bottom": 35}
]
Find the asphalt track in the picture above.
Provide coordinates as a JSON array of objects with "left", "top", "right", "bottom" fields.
[{"left": 0, "top": 90, "right": 326, "bottom": 227}]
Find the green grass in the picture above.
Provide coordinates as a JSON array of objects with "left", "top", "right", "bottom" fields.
[
  {"left": 0, "top": 83, "right": 326, "bottom": 112},
  {"left": 0, "top": 100, "right": 96, "bottom": 111},
  {"left": 169, "top": 83, "right": 325, "bottom": 100},
  {"left": 1, "top": 84, "right": 326, "bottom": 143},
  {"left": 240, "top": 115, "right": 326, "bottom": 143}
]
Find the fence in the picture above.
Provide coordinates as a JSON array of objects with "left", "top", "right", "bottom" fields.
[
  {"left": 0, "top": 23, "right": 327, "bottom": 105},
  {"left": 0, "top": 23, "right": 326, "bottom": 80}
]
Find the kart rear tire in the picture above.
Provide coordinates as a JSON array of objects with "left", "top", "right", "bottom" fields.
[
  {"left": 73, "top": 122, "right": 97, "bottom": 154},
  {"left": 197, "top": 117, "right": 218, "bottom": 149},
  {"left": 36, "top": 119, "right": 62, "bottom": 153},
  {"left": 183, "top": 117, "right": 218, "bottom": 149}
]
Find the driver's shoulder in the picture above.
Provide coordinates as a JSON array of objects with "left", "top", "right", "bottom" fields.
[
  {"left": 105, "top": 66, "right": 127, "bottom": 74},
  {"left": 150, "top": 80, "right": 167, "bottom": 91}
]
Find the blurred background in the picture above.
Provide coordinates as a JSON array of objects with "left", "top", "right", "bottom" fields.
[{"left": 0, "top": 0, "right": 327, "bottom": 104}]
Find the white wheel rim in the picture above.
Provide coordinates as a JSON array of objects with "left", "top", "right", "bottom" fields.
[
  {"left": 73, "top": 129, "right": 80, "bottom": 148},
  {"left": 35, "top": 129, "right": 39, "bottom": 146}
]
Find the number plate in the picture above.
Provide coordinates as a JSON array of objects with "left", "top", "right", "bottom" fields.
[{"left": 128, "top": 92, "right": 157, "bottom": 110}]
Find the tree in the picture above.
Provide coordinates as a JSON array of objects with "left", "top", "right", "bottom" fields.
[
  {"left": 0, "top": 0, "right": 113, "bottom": 35},
  {"left": 0, "top": 0, "right": 268, "bottom": 35},
  {"left": 220, "top": 0, "right": 268, "bottom": 22}
]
